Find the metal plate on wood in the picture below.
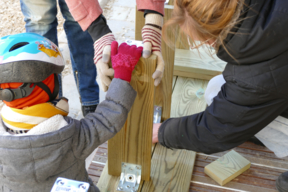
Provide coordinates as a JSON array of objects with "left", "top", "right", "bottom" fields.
[{"left": 117, "top": 163, "right": 142, "bottom": 192}]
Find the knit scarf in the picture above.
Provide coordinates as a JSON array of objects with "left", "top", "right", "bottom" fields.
[{"left": 1, "top": 98, "right": 69, "bottom": 132}]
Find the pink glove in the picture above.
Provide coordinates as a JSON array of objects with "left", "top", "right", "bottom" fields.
[{"left": 111, "top": 41, "right": 143, "bottom": 82}]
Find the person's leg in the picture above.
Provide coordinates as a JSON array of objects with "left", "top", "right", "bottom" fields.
[
  {"left": 58, "top": 0, "right": 99, "bottom": 116},
  {"left": 20, "top": 0, "right": 63, "bottom": 97}
]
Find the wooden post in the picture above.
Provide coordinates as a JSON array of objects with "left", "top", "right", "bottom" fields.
[
  {"left": 135, "top": 5, "right": 175, "bottom": 121},
  {"left": 107, "top": 56, "right": 157, "bottom": 180}
]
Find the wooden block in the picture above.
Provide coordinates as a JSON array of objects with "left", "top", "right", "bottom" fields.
[
  {"left": 107, "top": 56, "right": 157, "bottom": 180},
  {"left": 204, "top": 150, "right": 251, "bottom": 186},
  {"left": 174, "top": 48, "right": 226, "bottom": 79}
]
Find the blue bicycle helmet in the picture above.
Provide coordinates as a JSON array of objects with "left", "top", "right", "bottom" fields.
[{"left": 0, "top": 33, "right": 65, "bottom": 102}]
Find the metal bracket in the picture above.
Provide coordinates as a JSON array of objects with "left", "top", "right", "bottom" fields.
[
  {"left": 117, "top": 163, "right": 142, "bottom": 192},
  {"left": 153, "top": 105, "right": 162, "bottom": 123}
]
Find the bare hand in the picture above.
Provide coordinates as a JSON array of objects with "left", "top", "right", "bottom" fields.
[{"left": 152, "top": 123, "right": 161, "bottom": 144}]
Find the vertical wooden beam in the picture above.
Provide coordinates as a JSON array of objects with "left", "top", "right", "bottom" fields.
[
  {"left": 106, "top": 56, "right": 157, "bottom": 180},
  {"left": 141, "top": 77, "right": 208, "bottom": 192},
  {"left": 107, "top": 126, "right": 125, "bottom": 175},
  {"left": 154, "top": 6, "right": 174, "bottom": 122},
  {"left": 123, "top": 56, "right": 157, "bottom": 181},
  {"left": 135, "top": 5, "right": 175, "bottom": 122},
  {"left": 135, "top": 8, "right": 144, "bottom": 41}
]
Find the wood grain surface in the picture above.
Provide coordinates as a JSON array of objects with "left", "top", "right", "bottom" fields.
[
  {"left": 123, "top": 56, "right": 157, "bottom": 181},
  {"left": 154, "top": 6, "right": 175, "bottom": 122},
  {"left": 107, "top": 56, "right": 157, "bottom": 180},
  {"left": 141, "top": 144, "right": 196, "bottom": 192},
  {"left": 174, "top": 48, "right": 226, "bottom": 79},
  {"left": 91, "top": 140, "right": 285, "bottom": 192},
  {"left": 171, "top": 77, "right": 208, "bottom": 118},
  {"left": 204, "top": 150, "right": 251, "bottom": 186}
]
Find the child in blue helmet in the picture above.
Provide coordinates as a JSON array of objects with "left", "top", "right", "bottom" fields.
[{"left": 0, "top": 33, "right": 143, "bottom": 192}]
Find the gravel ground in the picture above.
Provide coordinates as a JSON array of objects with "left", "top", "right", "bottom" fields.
[{"left": 0, "top": 0, "right": 65, "bottom": 37}]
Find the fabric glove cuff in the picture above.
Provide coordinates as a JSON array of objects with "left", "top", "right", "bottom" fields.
[
  {"left": 145, "top": 13, "right": 163, "bottom": 27},
  {"left": 88, "top": 14, "right": 112, "bottom": 42},
  {"left": 114, "top": 68, "right": 133, "bottom": 82}
]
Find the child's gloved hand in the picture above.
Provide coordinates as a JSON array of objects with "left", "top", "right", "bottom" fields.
[{"left": 111, "top": 41, "right": 143, "bottom": 82}]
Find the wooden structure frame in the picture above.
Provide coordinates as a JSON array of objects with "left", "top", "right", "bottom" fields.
[{"left": 97, "top": 2, "right": 199, "bottom": 191}]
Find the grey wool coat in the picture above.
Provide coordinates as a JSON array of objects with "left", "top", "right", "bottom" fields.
[{"left": 0, "top": 79, "right": 137, "bottom": 192}]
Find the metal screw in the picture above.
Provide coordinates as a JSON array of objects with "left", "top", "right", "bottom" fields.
[
  {"left": 136, "top": 166, "right": 140, "bottom": 170},
  {"left": 80, "top": 184, "right": 86, "bottom": 189},
  {"left": 127, "top": 185, "right": 130, "bottom": 188}
]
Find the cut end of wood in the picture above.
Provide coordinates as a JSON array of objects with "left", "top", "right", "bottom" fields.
[{"left": 204, "top": 150, "right": 251, "bottom": 186}]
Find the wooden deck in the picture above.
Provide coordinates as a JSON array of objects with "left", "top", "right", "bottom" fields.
[
  {"left": 88, "top": 76, "right": 288, "bottom": 191},
  {"left": 88, "top": 141, "right": 287, "bottom": 192}
]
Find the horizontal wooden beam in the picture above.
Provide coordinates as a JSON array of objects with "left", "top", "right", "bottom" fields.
[{"left": 174, "top": 48, "right": 226, "bottom": 80}]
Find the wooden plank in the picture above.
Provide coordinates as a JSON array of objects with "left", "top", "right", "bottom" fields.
[
  {"left": 135, "top": 7, "right": 144, "bottom": 41},
  {"left": 107, "top": 56, "right": 157, "bottom": 180},
  {"left": 192, "top": 176, "right": 277, "bottom": 192},
  {"left": 174, "top": 48, "right": 226, "bottom": 79},
  {"left": 89, "top": 141, "right": 284, "bottom": 192},
  {"left": 174, "top": 70, "right": 220, "bottom": 80},
  {"left": 108, "top": 128, "right": 125, "bottom": 175},
  {"left": 192, "top": 151, "right": 283, "bottom": 191},
  {"left": 123, "top": 56, "right": 157, "bottom": 181},
  {"left": 141, "top": 145, "right": 196, "bottom": 192},
  {"left": 171, "top": 77, "right": 208, "bottom": 118},
  {"left": 97, "top": 163, "right": 122, "bottom": 191},
  {"left": 154, "top": 5, "right": 175, "bottom": 122},
  {"left": 140, "top": 77, "right": 209, "bottom": 191},
  {"left": 204, "top": 150, "right": 251, "bottom": 186},
  {"left": 135, "top": 5, "right": 175, "bottom": 122}
]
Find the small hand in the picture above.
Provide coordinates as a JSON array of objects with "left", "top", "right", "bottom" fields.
[
  {"left": 152, "top": 123, "right": 161, "bottom": 144},
  {"left": 111, "top": 41, "right": 143, "bottom": 82},
  {"left": 142, "top": 13, "right": 164, "bottom": 86}
]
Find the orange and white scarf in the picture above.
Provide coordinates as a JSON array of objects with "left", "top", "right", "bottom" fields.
[{"left": 1, "top": 98, "right": 68, "bottom": 132}]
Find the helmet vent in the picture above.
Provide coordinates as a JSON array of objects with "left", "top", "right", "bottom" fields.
[{"left": 9, "top": 42, "right": 29, "bottom": 52}]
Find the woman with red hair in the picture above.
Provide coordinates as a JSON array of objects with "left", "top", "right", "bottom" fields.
[{"left": 151, "top": 0, "right": 288, "bottom": 191}]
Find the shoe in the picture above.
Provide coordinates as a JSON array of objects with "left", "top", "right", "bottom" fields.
[
  {"left": 276, "top": 172, "right": 288, "bottom": 192},
  {"left": 81, "top": 104, "right": 98, "bottom": 117}
]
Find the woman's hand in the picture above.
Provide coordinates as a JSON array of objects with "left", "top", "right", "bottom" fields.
[
  {"left": 152, "top": 123, "right": 161, "bottom": 143},
  {"left": 142, "top": 13, "right": 164, "bottom": 86}
]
